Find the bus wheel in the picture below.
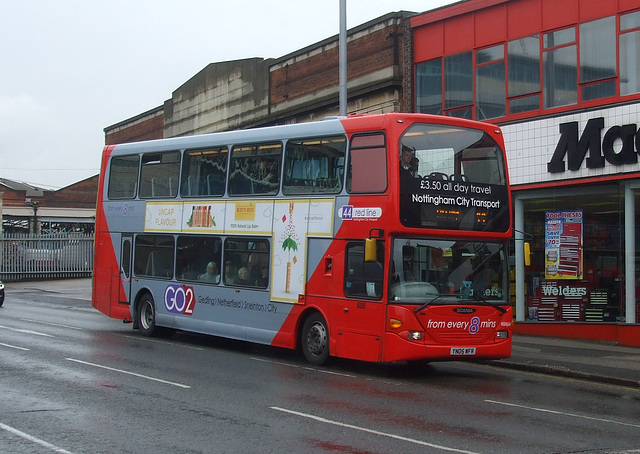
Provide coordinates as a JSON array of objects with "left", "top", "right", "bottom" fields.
[
  {"left": 137, "top": 293, "right": 156, "bottom": 337},
  {"left": 301, "top": 312, "right": 329, "bottom": 365}
]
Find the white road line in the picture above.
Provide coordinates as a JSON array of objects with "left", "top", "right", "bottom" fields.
[
  {"left": 0, "top": 324, "right": 54, "bottom": 337},
  {"left": 66, "top": 358, "right": 191, "bottom": 389},
  {"left": 251, "top": 357, "right": 357, "bottom": 377},
  {"left": 20, "top": 318, "right": 84, "bottom": 330},
  {"left": 0, "top": 342, "right": 29, "bottom": 351},
  {"left": 486, "top": 400, "right": 640, "bottom": 428},
  {"left": 271, "top": 407, "right": 482, "bottom": 454},
  {"left": 121, "top": 334, "right": 204, "bottom": 350},
  {"left": 0, "top": 422, "right": 78, "bottom": 454}
]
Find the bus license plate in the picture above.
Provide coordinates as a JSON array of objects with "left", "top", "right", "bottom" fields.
[{"left": 450, "top": 347, "right": 476, "bottom": 356}]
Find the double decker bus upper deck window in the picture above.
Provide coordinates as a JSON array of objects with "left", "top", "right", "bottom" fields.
[
  {"left": 139, "top": 151, "right": 180, "bottom": 199},
  {"left": 108, "top": 155, "right": 139, "bottom": 199},
  {"left": 180, "top": 147, "right": 228, "bottom": 197},
  {"left": 229, "top": 143, "right": 282, "bottom": 195},
  {"left": 347, "top": 132, "right": 388, "bottom": 193},
  {"left": 399, "top": 124, "right": 509, "bottom": 232},
  {"left": 283, "top": 136, "right": 346, "bottom": 194}
]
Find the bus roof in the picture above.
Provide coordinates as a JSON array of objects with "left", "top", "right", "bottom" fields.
[{"left": 107, "top": 113, "right": 502, "bottom": 155}]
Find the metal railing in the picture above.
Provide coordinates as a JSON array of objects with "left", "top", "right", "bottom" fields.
[{"left": 0, "top": 233, "right": 94, "bottom": 281}]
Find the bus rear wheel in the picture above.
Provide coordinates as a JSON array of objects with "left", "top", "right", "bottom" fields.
[
  {"left": 301, "top": 312, "right": 329, "bottom": 365},
  {"left": 137, "top": 293, "right": 156, "bottom": 337}
]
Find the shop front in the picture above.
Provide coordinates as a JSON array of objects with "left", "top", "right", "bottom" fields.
[
  {"left": 409, "top": 0, "right": 640, "bottom": 344},
  {"left": 506, "top": 105, "right": 640, "bottom": 346}
]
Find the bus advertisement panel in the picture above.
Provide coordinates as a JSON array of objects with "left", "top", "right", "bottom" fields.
[{"left": 92, "top": 113, "right": 512, "bottom": 365}]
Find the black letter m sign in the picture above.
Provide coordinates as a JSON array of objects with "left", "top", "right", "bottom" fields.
[{"left": 547, "top": 118, "right": 605, "bottom": 173}]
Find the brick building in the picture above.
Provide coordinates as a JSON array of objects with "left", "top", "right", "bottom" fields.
[
  {"left": 1, "top": 176, "right": 97, "bottom": 234},
  {"left": 104, "top": 11, "right": 415, "bottom": 142}
]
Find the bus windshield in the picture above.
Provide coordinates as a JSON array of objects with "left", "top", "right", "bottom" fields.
[
  {"left": 399, "top": 123, "right": 509, "bottom": 231},
  {"left": 390, "top": 238, "right": 509, "bottom": 305}
]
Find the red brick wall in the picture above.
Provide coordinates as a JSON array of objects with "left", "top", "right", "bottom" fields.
[
  {"left": 270, "top": 25, "right": 401, "bottom": 104},
  {"left": 1, "top": 176, "right": 98, "bottom": 209},
  {"left": 105, "top": 112, "right": 164, "bottom": 146},
  {"left": 45, "top": 176, "right": 98, "bottom": 209}
]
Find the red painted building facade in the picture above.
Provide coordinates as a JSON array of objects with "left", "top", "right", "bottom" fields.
[{"left": 412, "top": 0, "right": 640, "bottom": 345}]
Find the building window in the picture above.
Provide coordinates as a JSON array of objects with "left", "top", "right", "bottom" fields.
[
  {"left": 580, "top": 17, "right": 616, "bottom": 102},
  {"left": 475, "top": 44, "right": 505, "bottom": 120},
  {"left": 620, "top": 10, "right": 640, "bottom": 96},
  {"left": 416, "top": 59, "right": 442, "bottom": 115},
  {"left": 414, "top": 11, "right": 640, "bottom": 119},
  {"left": 508, "top": 35, "right": 541, "bottom": 114},
  {"left": 522, "top": 186, "right": 623, "bottom": 323},
  {"left": 543, "top": 28, "right": 577, "bottom": 108},
  {"left": 444, "top": 52, "right": 473, "bottom": 114}
]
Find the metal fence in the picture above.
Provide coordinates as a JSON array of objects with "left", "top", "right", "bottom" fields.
[{"left": 0, "top": 233, "right": 94, "bottom": 281}]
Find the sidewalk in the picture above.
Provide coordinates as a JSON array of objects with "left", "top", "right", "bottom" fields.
[
  {"left": 494, "top": 335, "right": 640, "bottom": 388},
  {"left": 4, "top": 279, "right": 640, "bottom": 387}
]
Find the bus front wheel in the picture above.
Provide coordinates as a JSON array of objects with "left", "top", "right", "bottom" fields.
[
  {"left": 301, "top": 312, "right": 329, "bottom": 365},
  {"left": 137, "top": 293, "right": 156, "bottom": 337}
]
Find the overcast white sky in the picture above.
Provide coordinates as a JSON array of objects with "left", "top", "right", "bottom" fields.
[{"left": 0, "top": 0, "right": 457, "bottom": 190}]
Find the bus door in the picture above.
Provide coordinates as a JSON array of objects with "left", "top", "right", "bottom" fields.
[
  {"left": 118, "top": 235, "right": 133, "bottom": 305},
  {"left": 337, "top": 242, "right": 386, "bottom": 361}
]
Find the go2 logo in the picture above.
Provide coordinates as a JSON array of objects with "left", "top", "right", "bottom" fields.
[{"left": 164, "top": 284, "right": 195, "bottom": 316}]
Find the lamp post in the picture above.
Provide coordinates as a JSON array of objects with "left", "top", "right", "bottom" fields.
[{"left": 25, "top": 198, "right": 39, "bottom": 235}]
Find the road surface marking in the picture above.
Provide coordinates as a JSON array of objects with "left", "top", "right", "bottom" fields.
[
  {"left": 0, "top": 324, "right": 54, "bottom": 337},
  {"left": 66, "top": 358, "right": 191, "bottom": 389},
  {"left": 251, "top": 357, "right": 356, "bottom": 377},
  {"left": 271, "top": 406, "right": 481, "bottom": 453},
  {"left": 0, "top": 422, "right": 78, "bottom": 454},
  {"left": 122, "top": 334, "right": 204, "bottom": 350},
  {"left": 0, "top": 342, "right": 29, "bottom": 351},
  {"left": 486, "top": 400, "right": 640, "bottom": 428},
  {"left": 20, "top": 318, "right": 83, "bottom": 330}
]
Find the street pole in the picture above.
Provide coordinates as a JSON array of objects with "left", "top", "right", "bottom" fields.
[{"left": 339, "top": 0, "right": 347, "bottom": 116}]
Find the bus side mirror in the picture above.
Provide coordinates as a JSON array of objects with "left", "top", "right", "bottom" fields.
[
  {"left": 365, "top": 238, "right": 377, "bottom": 262},
  {"left": 524, "top": 242, "right": 531, "bottom": 267}
]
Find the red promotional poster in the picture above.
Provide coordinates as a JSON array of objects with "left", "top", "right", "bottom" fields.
[{"left": 545, "top": 211, "right": 583, "bottom": 279}]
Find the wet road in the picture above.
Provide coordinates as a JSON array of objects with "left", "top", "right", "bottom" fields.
[{"left": 0, "top": 282, "right": 639, "bottom": 454}]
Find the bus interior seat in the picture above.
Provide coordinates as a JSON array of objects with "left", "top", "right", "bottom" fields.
[
  {"left": 429, "top": 172, "right": 449, "bottom": 180},
  {"left": 450, "top": 174, "right": 468, "bottom": 182},
  {"left": 207, "top": 173, "right": 225, "bottom": 195},
  {"left": 181, "top": 271, "right": 199, "bottom": 280}
]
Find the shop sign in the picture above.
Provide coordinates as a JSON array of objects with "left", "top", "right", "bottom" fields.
[
  {"left": 547, "top": 117, "right": 638, "bottom": 173},
  {"left": 539, "top": 281, "right": 588, "bottom": 298}
]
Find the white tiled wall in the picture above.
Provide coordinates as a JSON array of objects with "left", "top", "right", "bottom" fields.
[{"left": 502, "top": 103, "right": 640, "bottom": 186}]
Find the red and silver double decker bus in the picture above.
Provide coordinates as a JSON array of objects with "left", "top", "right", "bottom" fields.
[{"left": 92, "top": 113, "right": 512, "bottom": 365}]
